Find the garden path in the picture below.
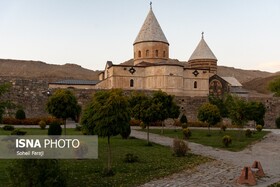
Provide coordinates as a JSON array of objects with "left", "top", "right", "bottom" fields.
[{"left": 131, "top": 127, "right": 280, "bottom": 187}]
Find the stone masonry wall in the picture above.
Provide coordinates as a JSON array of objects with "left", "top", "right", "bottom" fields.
[{"left": 0, "top": 77, "right": 279, "bottom": 128}]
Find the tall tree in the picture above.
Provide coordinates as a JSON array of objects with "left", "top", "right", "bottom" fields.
[
  {"left": 46, "top": 89, "right": 81, "bottom": 135},
  {"left": 197, "top": 102, "right": 221, "bottom": 134},
  {"left": 82, "top": 89, "right": 130, "bottom": 174},
  {"left": 246, "top": 101, "right": 266, "bottom": 126},
  {"left": 268, "top": 77, "right": 280, "bottom": 97},
  {"left": 228, "top": 96, "right": 248, "bottom": 128}
]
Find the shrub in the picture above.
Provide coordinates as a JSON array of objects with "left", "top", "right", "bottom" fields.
[
  {"left": 120, "top": 125, "right": 131, "bottom": 139},
  {"left": 187, "top": 121, "right": 208, "bottom": 127},
  {"left": 220, "top": 124, "right": 227, "bottom": 132},
  {"left": 245, "top": 129, "right": 252, "bottom": 138},
  {"left": 3, "top": 125, "right": 15, "bottom": 131},
  {"left": 256, "top": 125, "right": 263, "bottom": 132},
  {"left": 39, "top": 120, "right": 47, "bottom": 130},
  {"left": 11, "top": 129, "right": 27, "bottom": 135},
  {"left": 2, "top": 117, "right": 62, "bottom": 126},
  {"left": 7, "top": 159, "right": 67, "bottom": 187},
  {"left": 222, "top": 135, "right": 232, "bottom": 147},
  {"left": 276, "top": 117, "right": 280, "bottom": 129},
  {"left": 180, "top": 114, "right": 188, "bottom": 124},
  {"left": 181, "top": 123, "right": 188, "bottom": 129},
  {"left": 172, "top": 138, "right": 188, "bottom": 157},
  {"left": 140, "top": 122, "right": 146, "bottom": 129},
  {"left": 123, "top": 153, "right": 139, "bottom": 163},
  {"left": 182, "top": 128, "right": 192, "bottom": 139},
  {"left": 15, "top": 109, "right": 26, "bottom": 120},
  {"left": 48, "top": 122, "right": 62, "bottom": 135}
]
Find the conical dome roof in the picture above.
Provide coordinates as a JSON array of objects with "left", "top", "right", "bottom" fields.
[
  {"left": 134, "top": 8, "right": 168, "bottom": 45},
  {"left": 189, "top": 36, "right": 217, "bottom": 61}
]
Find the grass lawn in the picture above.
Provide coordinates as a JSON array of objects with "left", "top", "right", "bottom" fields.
[
  {"left": 0, "top": 128, "right": 210, "bottom": 187},
  {"left": 140, "top": 128, "right": 269, "bottom": 152}
]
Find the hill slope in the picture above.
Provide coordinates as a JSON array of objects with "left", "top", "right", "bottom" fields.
[{"left": 0, "top": 59, "right": 100, "bottom": 82}]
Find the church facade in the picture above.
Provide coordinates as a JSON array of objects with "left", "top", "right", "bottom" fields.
[{"left": 95, "top": 7, "right": 218, "bottom": 97}]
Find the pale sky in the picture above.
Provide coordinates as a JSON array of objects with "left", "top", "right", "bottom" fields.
[{"left": 0, "top": 0, "right": 279, "bottom": 72}]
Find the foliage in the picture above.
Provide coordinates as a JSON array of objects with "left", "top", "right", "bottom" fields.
[
  {"left": 222, "top": 135, "right": 232, "bottom": 147},
  {"left": 197, "top": 102, "right": 221, "bottom": 133},
  {"left": 256, "top": 125, "right": 263, "bottom": 132},
  {"left": 172, "top": 138, "right": 188, "bottom": 157},
  {"left": 268, "top": 77, "right": 280, "bottom": 96},
  {"left": 220, "top": 124, "right": 227, "bottom": 131},
  {"left": 228, "top": 96, "right": 248, "bottom": 127},
  {"left": 11, "top": 129, "right": 27, "bottom": 135},
  {"left": 245, "top": 129, "right": 252, "bottom": 138},
  {"left": 75, "top": 124, "right": 82, "bottom": 131},
  {"left": 7, "top": 159, "right": 67, "bottom": 187},
  {"left": 15, "top": 109, "right": 26, "bottom": 120},
  {"left": 181, "top": 123, "right": 188, "bottom": 129},
  {"left": 182, "top": 128, "right": 192, "bottom": 139},
  {"left": 276, "top": 117, "right": 280, "bottom": 129},
  {"left": 2, "top": 116, "right": 62, "bottom": 126},
  {"left": 48, "top": 121, "right": 62, "bottom": 135},
  {"left": 139, "top": 122, "right": 146, "bottom": 129},
  {"left": 208, "top": 95, "right": 230, "bottom": 117},
  {"left": 246, "top": 102, "right": 266, "bottom": 126},
  {"left": 187, "top": 121, "right": 209, "bottom": 127},
  {"left": 180, "top": 114, "right": 188, "bottom": 124},
  {"left": 2, "top": 125, "right": 15, "bottom": 131},
  {"left": 0, "top": 83, "right": 14, "bottom": 123},
  {"left": 46, "top": 89, "right": 81, "bottom": 134},
  {"left": 129, "top": 119, "right": 141, "bottom": 126},
  {"left": 120, "top": 124, "right": 131, "bottom": 139},
  {"left": 173, "top": 119, "right": 181, "bottom": 127},
  {"left": 123, "top": 153, "right": 139, "bottom": 163},
  {"left": 38, "top": 120, "right": 47, "bottom": 130}
]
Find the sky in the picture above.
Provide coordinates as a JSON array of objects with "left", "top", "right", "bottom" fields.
[{"left": 0, "top": 0, "right": 279, "bottom": 72}]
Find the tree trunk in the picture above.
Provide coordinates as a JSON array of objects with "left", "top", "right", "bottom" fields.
[
  {"left": 64, "top": 119, "right": 66, "bottom": 135},
  {"left": 147, "top": 124, "right": 150, "bottom": 145},
  {"left": 107, "top": 136, "right": 112, "bottom": 171}
]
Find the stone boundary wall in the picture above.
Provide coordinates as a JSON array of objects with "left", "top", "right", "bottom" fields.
[{"left": 0, "top": 77, "right": 279, "bottom": 128}]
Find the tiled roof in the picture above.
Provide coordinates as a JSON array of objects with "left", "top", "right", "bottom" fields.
[
  {"left": 221, "top": 77, "right": 242, "bottom": 87},
  {"left": 134, "top": 8, "right": 168, "bottom": 45},
  {"left": 189, "top": 37, "right": 217, "bottom": 61},
  {"left": 50, "top": 80, "right": 100, "bottom": 85}
]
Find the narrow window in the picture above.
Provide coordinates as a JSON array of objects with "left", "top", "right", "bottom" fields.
[
  {"left": 163, "top": 51, "right": 166, "bottom": 57},
  {"left": 138, "top": 51, "right": 141, "bottom": 57},
  {"left": 155, "top": 50, "right": 158, "bottom": 57},
  {"left": 194, "top": 81, "right": 197, "bottom": 89},
  {"left": 130, "top": 79, "right": 134, "bottom": 87},
  {"left": 146, "top": 50, "right": 149, "bottom": 57}
]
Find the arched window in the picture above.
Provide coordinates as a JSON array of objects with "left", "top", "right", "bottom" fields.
[
  {"left": 130, "top": 79, "right": 134, "bottom": 87},
  {"left": 146, "top": 50, "right": 149, "bottom": 57},
  {"left": 155, "top": 50, "right": 158, "bottom": 57},
  {"left": 194, "top": 81, "right": 197, "bottom": 89},
  {"left": 163, "top": 51, "right": 166, "bottom": 57},
  {"left": 138, "top": 51, "right": 141, "bottom": 57}
]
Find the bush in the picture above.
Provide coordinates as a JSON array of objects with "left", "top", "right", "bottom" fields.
[
  {"left": 180, "top": 114, "right": 188, "bottom": 124},
  {"left": 256, "top": 125, "right": 263, "bottom": 132},
  {"left": 140, "top": 122, "right": 146, "bottom": 129},
  {"left": 172, "top": 138, "right": 188, "bottom": 157},
  {"left": 182, "top": 128, "right": 192, "bottom": 139},
  {"left": 39, "top": 120, "right": 47, "bottom": 130},
  {"left": 2, "top": 117, "right": 62, "bottom": 126},
  {"left": 48, "top": 122, "right": 62, "bottom": 135},
  {"left": 181, "top": 123, "right": 188, "bottom": 129},
  {"left": 187, "top": 121, "right": 208, "bottom": 127},
  {"left": 15, "top": 109, "right": 26, "bottom": 120},
  {"left": 2, "top": 125, "right": 15, "bottom": 131},
  {"left": 75, "top": 124, "right": 82, "bottom": 131},
  {"left": 222, "top": 135, "right": 232, "bottom": 147},
  {"left": 120, "top": 125, "right": 131, "bottom": 139},
  {"left": 123, "top": 153, "right": 139, "bottom": 163},
  {"left": 220, "top": 124, "right": 227, "bottom": 132},
  {"left": 276, "top": 117, "right": 280, "bottom": 129},
  {"left": 7, "top": 159, "right": 67, "bottom": 187},
  {"left": 245, "top": 129, "right": 252, "bottom": 138},
  {"left": 129, "top": 119, "right": 141, "bottom": 126},
  {"left": 11, "top": 129, "right": 27, "bottom": 135}
]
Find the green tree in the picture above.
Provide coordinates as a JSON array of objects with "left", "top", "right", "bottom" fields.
[
  {"left": 46, "top": 89, "right": 81, "bottom": 135},
  {"left": 0, "top": 83, "right": 14, "bottom": 123},
  {"left": 197, "top": 102, "right": 221, "bottom": 134},
  {"left": 268, "top": 77, "right": 280, "bottom": 96},
  {"left": 228, "top": 96, "right": 248, "bottom": 127},
  {"left": 208, "top": 95, "right": 230, "bottom": 117},
  {"left": 246, "top": 101, "right": 266, "bottom": 126},
  {"left": 82, "top": 89, "right": 130, "bottom": 174}
]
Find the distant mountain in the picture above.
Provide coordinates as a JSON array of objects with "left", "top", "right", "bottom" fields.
[{"left": 0, "top": 59, "right": 101, "bottom": 82}]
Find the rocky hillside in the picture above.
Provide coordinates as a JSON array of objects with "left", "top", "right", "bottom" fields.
[{"left": 0, "top": 59, "right": 100, "bottom": 82}]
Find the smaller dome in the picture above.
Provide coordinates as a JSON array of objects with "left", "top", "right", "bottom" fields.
[{"left": 189, "top": 36, "right": 217, "bottom": 61}]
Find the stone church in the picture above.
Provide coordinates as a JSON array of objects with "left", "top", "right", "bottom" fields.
[{"left": 50, "top": 6, "right": 244, "bottom": 97}]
